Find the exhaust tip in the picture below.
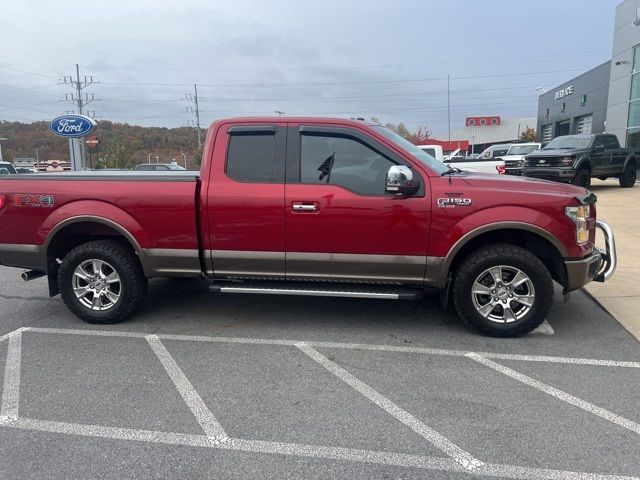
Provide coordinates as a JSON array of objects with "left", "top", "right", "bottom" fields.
[{"left": 22, "top": 270, "right": 46, "bottom": 282}]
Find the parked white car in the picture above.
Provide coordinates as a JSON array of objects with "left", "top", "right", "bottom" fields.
[
  {"left": 0, "top": 161, "right": 17, "bottom": 175},
  {"left": 498, "top": 143, "right": 542, "bottom": 165},
  {"left": 416, "top": 144, "right": 444, "bottom": 162},
  {"left": 441, "top": 143, "right": 514, "bottom": 174}
]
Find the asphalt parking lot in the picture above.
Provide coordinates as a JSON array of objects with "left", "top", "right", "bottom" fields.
[{"left": 1, "top": 265, "right": 639, "bottom": 479}]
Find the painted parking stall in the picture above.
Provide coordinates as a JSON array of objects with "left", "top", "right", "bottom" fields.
[{"left": 2, "top": 325, "right": 639, "bottom": 479}]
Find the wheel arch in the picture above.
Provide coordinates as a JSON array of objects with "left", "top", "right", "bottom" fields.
[
  {"left": 575, "top": 156, "right": 592, "bottom": 172},
  {"left": 43, "top": 216, "right": 150, "bottom": 296},
  {"left": 623, "top": 154, "right": 637, "bottom": 170},
  {"left": 439, "top": 223, "right": 567, "bottom": 290}
]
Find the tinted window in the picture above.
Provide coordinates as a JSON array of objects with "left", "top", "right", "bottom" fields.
[
  {"left": 301, "top": 133, "right": 395, "bottom": 195},
  {"left": 226, "top": 132, "right": 276, "bottom": 182},
  {"left": 603, "top": 135, "right": 619, "bottom": 150}
]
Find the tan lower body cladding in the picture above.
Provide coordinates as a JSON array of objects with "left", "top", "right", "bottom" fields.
[{"left": 210, "top": 250, "right": 443, "bottom": 285}]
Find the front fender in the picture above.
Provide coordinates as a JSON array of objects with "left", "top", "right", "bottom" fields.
[
  {"left": 434, "top": 206, "right": 571, "bottom": 288},
  {"left": 623, "top": 154, "right": 636, "bottom": 171},
  {"left": 575, "top": 156, "right": 592, "bottom": 171}
]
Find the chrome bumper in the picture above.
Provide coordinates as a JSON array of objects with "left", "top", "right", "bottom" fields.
[{"left": 594, "top": 220, "right": 616, "bottom": 282}]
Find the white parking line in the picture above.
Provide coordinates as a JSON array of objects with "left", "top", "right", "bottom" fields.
[
  {"left": 2, "top": 417, "right": 637, "bottom": 480},
  {"left": 467, "top": 353, "right": 640, "bottom": 435},
  {"left": 145, "top": 335, "right": 228, "bottom": 443},
  {"left": 0, "top": 331, "right": 22, "bottom": 420},
  {"left": 296, "top": 342, "right": 484, "bottom": 471},
  {"left": 22, "top": 326, "right": 640, "bottom": 369}
]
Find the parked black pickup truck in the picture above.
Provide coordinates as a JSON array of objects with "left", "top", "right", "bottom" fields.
[{"left": 511, "top": 134, "right": 638, "bottom": 188}]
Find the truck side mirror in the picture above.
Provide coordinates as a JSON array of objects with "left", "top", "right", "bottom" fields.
[{"left": 386, "top": 165, "right": 420, "bottom": 195}]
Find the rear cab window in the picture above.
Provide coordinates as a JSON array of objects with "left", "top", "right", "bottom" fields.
[{"left": 225, "top": 125, "right": 285, "bottom": 182}]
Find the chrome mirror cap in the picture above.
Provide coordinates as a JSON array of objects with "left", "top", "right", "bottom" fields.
[{"left": 386, "top": 165, "right": 419, "bottom": 194}]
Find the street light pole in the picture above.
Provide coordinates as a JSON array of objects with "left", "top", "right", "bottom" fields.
[{"left": 0, "top": 138, "right": 7, "bottom": 162}]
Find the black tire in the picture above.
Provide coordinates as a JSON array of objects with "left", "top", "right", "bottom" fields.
[
  {"left": 58, "top": 240, "right": 147, "bottom": 324},
  {"left": 452, "top": 244, "right": 554, "bottom": 337},
  {"left": 571, "top": 168, "right": 591, "bottom": 188},
  {"left": 619, "top": 162, "right": 637, "bottom": 188}
]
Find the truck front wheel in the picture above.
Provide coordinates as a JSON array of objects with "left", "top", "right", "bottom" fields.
[
  {"left": 58, "top": 240, "right": 148, "bottom": 324},
  {"left": 452, "top": 244, "right": 553, "bottom": 337},
  {"left": 571, "top": 168, "right": 591, "bottom": 188}
]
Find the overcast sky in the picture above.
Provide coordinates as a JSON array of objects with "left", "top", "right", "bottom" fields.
[{"left": 0, "top": 0, "right": 621, "bottom": 132}]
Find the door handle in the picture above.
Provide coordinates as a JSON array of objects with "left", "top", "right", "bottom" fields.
[{"left": 292, "top": 203, "right": 318, "bottom": 212}]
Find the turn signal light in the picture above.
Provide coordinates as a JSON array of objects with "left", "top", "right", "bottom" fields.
[{"left": 496, "top": 165, "right": 506, "bottom": 175}]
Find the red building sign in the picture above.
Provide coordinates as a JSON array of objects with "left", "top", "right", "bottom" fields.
[{"left": 465, "top": 116, "right": 501, "bottom": 127}]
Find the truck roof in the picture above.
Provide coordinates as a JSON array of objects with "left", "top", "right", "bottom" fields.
[{"left": 210, "top": 116, "right": 378, "bottom": 128}]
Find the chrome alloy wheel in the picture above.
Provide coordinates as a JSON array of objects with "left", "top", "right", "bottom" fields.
[
  {"left": 471, "top": 265, "right": 535, "bottom": 323},
  {"left": 72, "top": 259, "right": 122, "bottom": 311}
]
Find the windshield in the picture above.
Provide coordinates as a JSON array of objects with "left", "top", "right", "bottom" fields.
[
  {"left": 543, "top": 135, "right": 593, "bottom": 150},
  {"left": 507, "top": 144, "right": 539, "bottom": 155},
  {"left": 372, "top": 126, "right": 449, "bottom": 174},
  {"left": 0, "top": 163, "right": 16, "bottom": 174}
]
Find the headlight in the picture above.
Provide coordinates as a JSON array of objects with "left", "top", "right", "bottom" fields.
[
  {"left": 566, "top": 205, "right": 590, "bottom": 244},
  {"left": 561, "top": 156, "right": 576, "bottom": 166}
]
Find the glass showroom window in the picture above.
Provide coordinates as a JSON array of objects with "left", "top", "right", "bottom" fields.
[{"left": 627, "top": 45, "right": 640, "bottom": 147}]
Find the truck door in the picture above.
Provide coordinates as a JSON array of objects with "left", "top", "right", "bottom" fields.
[
  {"left": 591, "top": 135, "right": 607, "bottom": 175},
  {"left": 284, "top": 125, "right": 430, "bottom": 283},
  {"left": 605, "top": 135, "right": 625, "bottom": 172},
  {"left": 205, "top": 124, "right": 287, "bottom": 278}
]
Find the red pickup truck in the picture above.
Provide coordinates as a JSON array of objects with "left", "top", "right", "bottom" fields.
[{"left": 0, "top": 117, "right": 616, "bottom": 336}]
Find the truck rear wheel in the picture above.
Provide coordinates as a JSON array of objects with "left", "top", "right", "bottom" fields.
[
  {"left": 571, "top": 168, "right": 591, "bottom": 188},
  {"left": 58, "top": 240, "right": 147, "bottom": 324},
  {"left": 452, "top": 244, "right": 553, "bottom": 337},
  {"left": 619, "top": 162, "right": 637, "bottom": 188}
]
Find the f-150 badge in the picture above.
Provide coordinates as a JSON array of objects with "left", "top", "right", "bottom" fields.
[
  {"left": 437, "top": 197, "right": 471, "bottom": 208},
  {"left": 11, "top": 194, "right": 55, "bottom": 207}
]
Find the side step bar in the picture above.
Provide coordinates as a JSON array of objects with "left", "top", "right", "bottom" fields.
[{"left": 209, "top": 281, "right": 423, "bottom": 300}]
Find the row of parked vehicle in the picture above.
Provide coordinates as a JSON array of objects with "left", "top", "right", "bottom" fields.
[{"left": 418, "top": 133, "right": 638, "bottom": 188}]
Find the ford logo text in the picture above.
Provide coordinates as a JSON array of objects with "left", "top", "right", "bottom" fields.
[{"left": 49, "top": 115, "right": 97, "bottom": 138}]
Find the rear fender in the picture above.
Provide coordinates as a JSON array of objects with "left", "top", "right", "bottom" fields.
[{"left": 39, "top": 200, "right": 151, "bottom": 276}]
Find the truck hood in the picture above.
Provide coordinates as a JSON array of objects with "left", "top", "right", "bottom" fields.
[
  {"left": 461, "top": 172, "right": 587, "bottom": 196},
  {"left": 527, "top": 148, "right": 587, "bottom": 157},
  {"left": 500, "top": 154, "right": 526, "bottom": 161}
]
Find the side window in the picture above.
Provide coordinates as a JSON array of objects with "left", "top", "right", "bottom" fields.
[
  {"left": 226, "top": 132, "right": 276, "bottom": 182},
  {"left": 300, "top": 133, "right": 395, "bottom": 195},
  {"left": 604, "top": 135, "right": 619, "bottom": 150},
  {"left": 593, "top": 136, "right": 605, "bottom": 150}
]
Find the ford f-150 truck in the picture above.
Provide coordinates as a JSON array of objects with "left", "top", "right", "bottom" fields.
[
  {"left": 515, "top": 133, "right": 638, "bottom": 188},
  {"left": 0, "top": 117, "right": 617, "bottom": 336}
]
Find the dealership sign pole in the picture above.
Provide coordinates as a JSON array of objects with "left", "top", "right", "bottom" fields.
[{"left": 49, "top": 114, "right": 97, "bottom": 171}]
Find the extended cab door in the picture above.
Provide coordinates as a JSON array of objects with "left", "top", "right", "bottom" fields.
[
  {"left": 590, "top": 135, "right": 608, "bottom": 175},
  {"left": 205, "top": 124, "right": 287, "bottom": 278},
  {"left": 284, "top": 125, "right": 430, "bottom": 283}
]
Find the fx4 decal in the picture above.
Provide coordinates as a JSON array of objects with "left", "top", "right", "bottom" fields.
[
  {"left": 11, "top": 194, "right": 55, "bottom": 207},
  {"left": 437, "top": 197, "right": 472, "bottom": 208}
]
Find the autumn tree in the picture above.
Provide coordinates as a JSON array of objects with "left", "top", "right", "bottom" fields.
[
  {"left": 371, "top": 118, "right": 432, "bottom": 144},
  {"left": 520, "top": 127, "right": 537, "bottom": 142}
]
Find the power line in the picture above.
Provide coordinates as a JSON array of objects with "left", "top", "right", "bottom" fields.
[
  {"left": 185, "top": 84, "right": 201, "bottom": 149},
  {"left": 98, "top": 68, "right": 589, "bottom": 88}
]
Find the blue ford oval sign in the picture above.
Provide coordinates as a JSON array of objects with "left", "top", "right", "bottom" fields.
[{"left": 49, "top": 114, "right": 97, "bottom": 138}]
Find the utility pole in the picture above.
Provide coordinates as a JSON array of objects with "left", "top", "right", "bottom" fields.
[
  {"left": 447, "top": 74, "right": 451, "bottom": 144},
  {"left": 185, "top": 84, "right": 201, "bottom": 150},
  {"left": 60, "top": 64, "right": 98, "bottom": 169}
]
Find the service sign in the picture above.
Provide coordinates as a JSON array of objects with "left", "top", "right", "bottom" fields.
[{"left": 49, "top": 114, "right": 97, "bottom": 138}]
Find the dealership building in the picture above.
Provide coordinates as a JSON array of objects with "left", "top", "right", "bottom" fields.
[{"left": 537, "top": 0, "right": 640, "bottom": 147}]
